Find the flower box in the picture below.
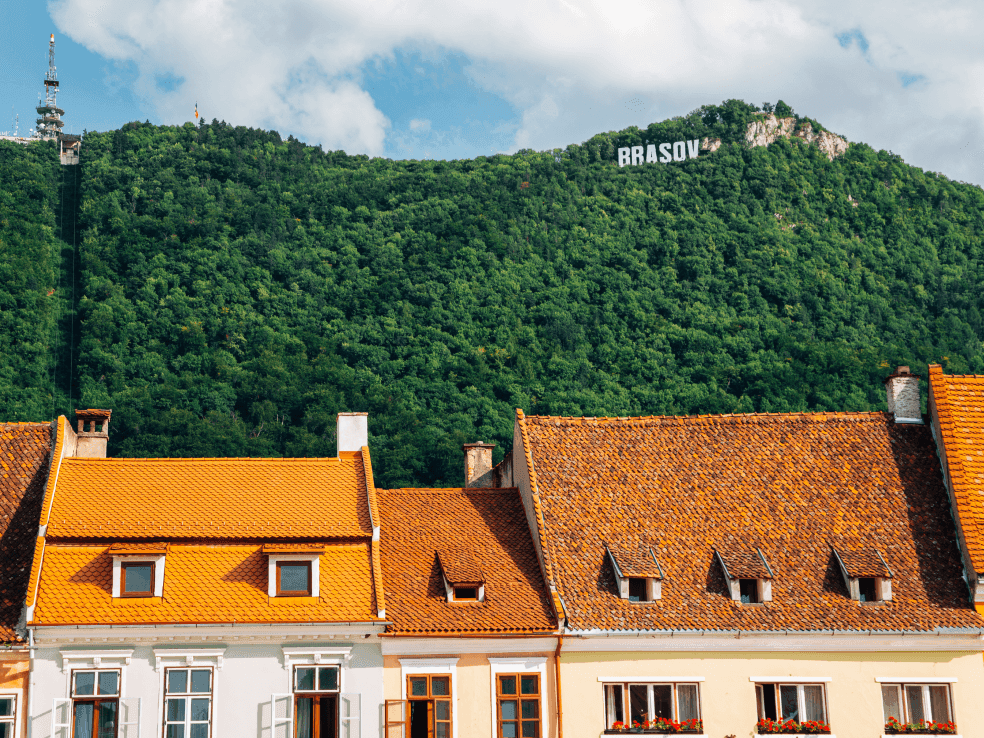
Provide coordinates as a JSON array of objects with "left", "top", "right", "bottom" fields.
[
  {"left": 756, "top": 718, "right": 831, "bottom": 734},
  {"left": 884, "top": 718, "right": 958, "bottom": 735},
  {"left": 604, "top": 720, "right": 703, "bottom": 735}
]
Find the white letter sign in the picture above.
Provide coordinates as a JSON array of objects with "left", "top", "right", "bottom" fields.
[
  {"left": 618, "top": 147, "right": 630, "bottom": 167},
  {"left": 631, "top": 146, "right": 644, "bottom": 165},
  {"left": 618, "top": 138, "right": 703, "bottom": 167}
]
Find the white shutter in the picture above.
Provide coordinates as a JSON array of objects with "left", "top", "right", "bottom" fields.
[
  {"left": 52, "top": 698, "right": 71, "bottom": 738},
  {"left": 340, "top": 693, "right": 360, "bottom": 738},
  {"left": 271, "top": 693, "right": 293, "bottom": 738},
  {"left": 119, "top": 697, "right": 141, "bottom": 738}
]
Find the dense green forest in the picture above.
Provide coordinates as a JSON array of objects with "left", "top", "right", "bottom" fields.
[{"left": 2, "top": 99, "right": 984, "bottom": 486}]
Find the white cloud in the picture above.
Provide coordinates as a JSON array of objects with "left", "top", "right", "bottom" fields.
[
  {"left": 49, "top": 0, "right": 984, "bottom": 183},
  {"left": 409, "top": 118, "right": 431, "bottom": 132}
]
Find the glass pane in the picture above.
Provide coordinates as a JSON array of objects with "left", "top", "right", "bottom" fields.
[
  {"left": 629, "top": 685, "right": 648, "bottom": 725},
  {"left": 882, "top": 686, "right": 902, "bottom": 722},
  {"left": 318, "top": 667, "right": 338, "bottom": 691},
  {"left": 803, "top": 686, "right": 824, "bottom": 722},
  {"left": 432, "top": 677, "right": 450, "bottom": 696},
  {"left": 779, "top": 685, "right": 799, "bottom": 720},
  {"left": 435, "top": 724, "right": 448, "bottom": 738},
  {"left": 677, "top": 685, "right": 699, "bottom": 721},
  {"left": 409, "top": 678, "right": 428, "bottom": 696},
  {"left": 124, "top": 564, "right": 153, "bottom": 593},
  {"left": 501, "top": 724, "right": 517, "bottom": 738},
  {"left": 435, "top": 700, "right": 450, "bottom": 720},
  {"left": 167, "top": 698, "right": 186, "bottom": 722},
  {"left": 520, "top": 676, "right": 538, "bottom": 695},
  {"left": 279, "top": 563, "right": 309, "bottom": 592},
  {"left": 906, "top": 686, "right": 925, "bottom": 723},
  {"left": 653, "top": 685, "right": 672, "bottom": 718},
  {"left": 74, "top": 672, "right": 96, "bottom": 696},
  {"left": 929, "top": 686, "right": 951, "bottom": 722},
  {"left": 190, "top": 726, "right": 209, "bottom": 738},
  {"left": 98, "top": 672, "right": 119, "bottom": 696},
  {"left": 97, "top": 701, "right": 117, "bottom": 738},
  {"left": 0, "top": 698, "right": 12, "bottom": 717},
  {"left": 0, "top": 723, "right": 10, "bottom": 738},
  {"left": 190, "top": 698, "right": 210, "bottom": 721},
  {"left": 522, "top": 721, "right": 539, "bottom": 738},
  {"left": 190, "top": 670, "right": 211, "bottom": 694},
  {"left": 521, "top": 700, "right": 538, "bottom": 719},
  {"left": 165, "top": 727, "right": 185, "bottom": 738},
  {"left": 607, "top": 685, "right": 623, "bottom": 726},
  {"left": 500, "top": 676, "right": 517, "bottom": 695},
  {"left": 168, "top": 670, "right": 188, "bottom": 694},
  {"left": 501, "top": 700, "right": 517, "bottom": 720},
  {"left": 73, "top": 702, "right": 94, "bottom": 738},
  {"left": 296, "top": 697, "right": 313, "bottom": 738},
  {"left": 296, "top": 668, "right": 316, "bottom": 691}
]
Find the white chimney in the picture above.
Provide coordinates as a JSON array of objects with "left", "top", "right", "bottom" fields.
[
  {"left": 337, "top": 412, "right": 368, "bottom": 453},
  {"left": 885, "top": 367, "right": 922, "bottom": 424}
]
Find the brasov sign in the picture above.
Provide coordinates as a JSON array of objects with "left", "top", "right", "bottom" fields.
[{"left": 618, "top": 140, "right": 700, "bottom": 167}]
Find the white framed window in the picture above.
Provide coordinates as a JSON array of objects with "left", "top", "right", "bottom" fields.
[
  {"left": 396, "top": 659, "right": 459, "bottom": 738},
  {"left": 881, "top": 683, "right": 953, "bottom": 726},
  {"left": 164, "top": 668, "right": 213, "bottom": 738},
  {"left": 601, "top": 681, "right": 701, "bottom": 730},
  {"left": 489, "top": 658, "right": 548, "bottom": 738},
  {"left": 111, "top": 555, "right": 165, "bottom": 598},
  {"left": 0, "top": 691, "right": 19, "bottom": 738},
  {"left": 755, "top": 683, "right": 827, "bottom": 724},
  {"left": 275, "top": 649, "right": 359, "bottom": 738},
  {"left": 267, "top": 554, "right": 321, "bottom": 598}
]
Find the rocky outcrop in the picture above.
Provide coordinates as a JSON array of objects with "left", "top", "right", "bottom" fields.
[
  {"left": 743, "top": 114, "right": 848, "bottom": 161},
  {"left": 701, "top": 137, "right": 722, "bottom": 153}
]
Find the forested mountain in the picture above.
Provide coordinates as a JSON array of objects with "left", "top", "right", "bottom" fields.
[{"left": 2, "top": 100, "right": 983, "bottom": 487}]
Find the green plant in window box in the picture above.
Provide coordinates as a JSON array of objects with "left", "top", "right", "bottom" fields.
[
  {"left": 885, "top": 718, "right": 957, "bottom": 734},
  {"left": 756, "top": 718, "right": 831, "bottom": 734},
  {"left": 606, "top": 718, "right": 703, "bottom": 734}
]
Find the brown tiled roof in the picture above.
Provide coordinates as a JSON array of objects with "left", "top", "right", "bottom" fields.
[
  {"left": 832, "top": 546, "right": 891, "bottom": 579},
  {"left": 606, "top": 543, "right": 662, "bottom": 578},
  {"left": 521, "top": 412, "right": 983, "bottom": 632},
  {"left": 715, "top": 548, "right": 772, "bottom": 579},
  {"left": 437, "top": 548, "right": 485, "bottom": 584},
  {"left": 0, "top": 422, "right": 52, "bottom": 643},
  {"left": 378, "top": 488, "right": 556, "bottom": 635},
  {"left": 928, "top": 365, "right": 984, "bottom": 574}
]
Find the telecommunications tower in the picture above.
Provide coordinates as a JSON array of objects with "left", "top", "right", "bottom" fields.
[{"left": 36, "top": 34, "right": 64, "bottom": 140}]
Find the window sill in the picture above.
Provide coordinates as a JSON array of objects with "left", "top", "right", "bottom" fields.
[{"left": 603, "top": 733, "right": 707, "bottom": 737}]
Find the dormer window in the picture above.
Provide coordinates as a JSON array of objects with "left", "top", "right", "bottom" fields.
[
  {"left": 263, "top": 544, "right": 324, "bottom": 598},
  {"left": 831, "top": 545, "right": 893, "bottom": 603},
  {"left": 437, "top": 548, "right": 486, "bottom": 603},
  {"left": 276, "top": 561, "right": 312, "bottom": 596},
  {"left": 715, "top": 547, "right": 773, "bottom": 604},
  {"left": 605, "top": 543, "right": 663, "bottom": 602},
  {"left": 109, "top": 543, "right": 167, "bottom": 598}
]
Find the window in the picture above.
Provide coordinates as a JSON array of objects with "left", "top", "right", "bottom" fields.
[
  {"left": 0, "top": 695, "right": 15, "bottom": 738},
  {"left": 407, "top": 675, "right": 452, "bottom": 738},
  {"left": 277, "top": 562, "right": 312, "bottom": 597},
  {"left": 164, "top": 668, "right": 212, "bottom": 738},
  {"left": 294, "top": 666, "right": 340, "bottom": 738},
  {"left": 740, "top": 579, "right": 760, "bottom": 604},
  {"left": 121, "top": 562, "right": 154, "bottom": 597},
  {"left": 71, "top": 670, "right": 120, "bottom": 738},
  {"left": 756, "top": 684, "right": 826, "bottom": 723},
  {"left": 496, "top": 674, "right": 540, "bottom": 738},
  {"left": 628, "top": 579, "right": 648, "bottom": 602},
  {"left": 452, "top": 586, "right": 479, "bottom": 601},
  {"left": 882, "top": 684, "right": 952, "bottom": 726},
  {"left": 604, "top": 682, "right": 700, "bottom": 730},
  {"left": 859, "top": 577, "right": 877, "bottom": 602}
]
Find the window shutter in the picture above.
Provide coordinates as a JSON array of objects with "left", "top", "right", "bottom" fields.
[
  {"left": 340, "top": 693, "right": 361, "bottom": 738},
  {"left": 271, "top": 693, "right": 293, "bottom": 738},
  {"left": 384, "top": 700, "right": 406, "bottom": 738},
  {"left": 51, "top": 698, "right": 71, "bottom": 738},
  {"left": 119, "top": 697, "right": 141, "bottom": 738}
]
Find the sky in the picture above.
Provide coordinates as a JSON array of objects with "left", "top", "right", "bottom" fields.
[{"left": 1, "top": 0, "right": 982, "bottom": 186}]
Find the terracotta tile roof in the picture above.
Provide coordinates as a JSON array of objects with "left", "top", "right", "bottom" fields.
[
  {"left": 32, "top": 542, "right": 379, "bottom": 625},
  {"left": 0, "top": 422, "right": 52, "bottom": 642},
  {"left": 261, "top": 543, "right": 326, "bottom": 553},
  {"left": 715, "top": 548, "right": 772, "bottom": 580},
  {"left": 46, "top": 455, "right": 373, "bottom": 538},
  {"left": 832, "top": 546, "right": 891, "bottom": 579},
  {"left": 378, "top": 488, "right": 556, "bottom": 635},
  {"left": 521, "top": 412, "right": 983, "bottom": 632},
  {"left": 108, "top": 542, "right": 168, "bottom": 555},
  {"left": 437, "top": 548, "right": 485, "bottom": 584},
  {"left": 606, "top": 543, "right": 663, "bottom": 578},
  {"left": 928, "top": 365, "right": 984, "bottom": 575}
]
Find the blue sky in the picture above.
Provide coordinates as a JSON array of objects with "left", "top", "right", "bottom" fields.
[{"left": 1, "top": 0, "right": 982, "bottom": 185}]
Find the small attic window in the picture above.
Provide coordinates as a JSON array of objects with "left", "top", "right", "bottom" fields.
[
  {"left": 831, "top": 544, "right": 893, "bottom": 603},
  {"left": 453, "top": 586, "right": 479, "bottom": 601},
  {"left": 605, "top": 543, "right": 663, "bottom": 603},
  {"left": 627, "top": 578, "right": 648, "bottom": 602},
  {"left": 121, "top": 562, "right": 154, "bottom": 597},
  {"left": 109, "top": 542, "right": 167, "bottom": 598},
  {"left": 262, "top": 544, "right": 324, "bottom": 598},
  {"left": 739, "top": 579, "right": 760, "bottom": 604},
  {"left": 859, "top": 577, "right": 877, "bottom": 602},
  {"left": 438, "top": 548, "right": 485, "bottom": 603},
  {"left": 714, "top": 547, "right": 773, "bottom": 604}
]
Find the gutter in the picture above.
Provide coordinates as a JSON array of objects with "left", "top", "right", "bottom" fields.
[{"left": 555, "top": 634, "right": 564, "bottom": 738}]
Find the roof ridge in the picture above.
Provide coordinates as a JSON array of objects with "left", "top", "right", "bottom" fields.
[
  {"left": 62, "top": 456, "right": 347, "bottom": 463},
  {"left": 524, "top": 411, "right": 892, "bottom": 424},
  {"left": 376, "top": 487, "right": 519, "bottom": 494}
]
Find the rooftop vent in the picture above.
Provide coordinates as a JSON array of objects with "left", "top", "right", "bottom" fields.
[{"left": 884, "top": 366, "right": 923, "bottom": 424}]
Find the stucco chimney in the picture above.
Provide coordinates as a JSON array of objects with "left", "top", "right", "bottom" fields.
[
  {"left": 884, "top": 366, "right": 923, "bottom": 424},
  {"left": 74, "top": 409, "right": 112, "bottom": 458},
  {"left": 337, "top": 412, "right": 368, "bottom": 454},
  {"left": 464, "top": 442, "right": 496, "bottom": 487}
]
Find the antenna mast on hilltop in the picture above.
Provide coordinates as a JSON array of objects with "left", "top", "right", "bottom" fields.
[{"left": 36, "top": 34, "right": 65, "bottom": 140}]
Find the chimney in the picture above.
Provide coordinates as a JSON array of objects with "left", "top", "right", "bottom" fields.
[
  {"left": 884, "top": 366, "right": 923, "bottom": 424},
  {"left": 464, "top": 442, "right": 496, "bottom": 487},
  {"left": 74, "top": 409, "right": 112, "bottom": 458},
  {"left": 337, "top": 412, "right": 368, "bottom": 454}
]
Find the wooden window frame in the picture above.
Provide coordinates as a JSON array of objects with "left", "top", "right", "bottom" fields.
[
  {"left": 406, "top": 674, "right": 452, "bottom": 738},
  {"left": 452, "top": 584, "right": 480, "bottom": 602},
  {"left": 881, "top": 683, "right": 953, "bottom": 725},
  {"left": 496, "top": 673, "right": 541, "bottom": 738},
  {"left": 604, "top": 682, "right": 701, "bottom": 730},
  {"left": 292, "top": 666, "right": 341, "bottom": 738},
  {"left": 755, "top": 683, "right": 828, "bottom": 723},
  {"left": 70, "top": 670, "right": 121, "bottom": 738},
  {"left": 293, "top": 666, "right": 341, "bottom": 693},
  {"left": 277, "top": 561, "right": 313, "bottom": 597},
  {"left": 120, "top": 561, "right": 155, "bottom": 597},
  {"left": 164, "top": 667, "right": 213, "bottom": 738}
]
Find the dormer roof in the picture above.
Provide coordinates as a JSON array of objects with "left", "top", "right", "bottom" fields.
[
  {"left": 830, "top": 544, "right": 892, "bottom": 579},
  {"left": 605, "top": 542, "right": 663, "bottom": 579},
  {"left": 714, "top": 547, "right": 772, "bottom": 580},
  {"left": 108, "top": 542, "right": 168, "bottom": 555},
  {"left": 437, "top": 547, "right": 485, "bottom": 584}
]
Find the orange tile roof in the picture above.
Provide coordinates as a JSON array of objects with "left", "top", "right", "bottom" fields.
[
  {"left": 0, "top": 422, "right": 52, "bottom": 642},
  {"left": 833, "top": 546, "right": 892, "bottom": 579},
  {"left": 378, "top": 488, "right": 556, "bottom": 635},
  {"left": 108, "top": 542, "right": 169, "bottom": 555},
  {"left": 437, "top": 548, "right": 485, "bottom": 584},
  {"left": 521, "top": 411, "right": 983, "bottom": 632},
  {"left": 606, "top": 543, "right": 663, "bottom": 579},
  {"left": 716, "top": 548, "right": 772, "bottom": 580},
  {"left": 46, "top": 455, "right": 373, "bottom": 538},
  {"left": 928, "top": 365, "right": 984, "bottom": 575},
  {"left": 32, "top": 542, "right": 379, "bottom": 625}
]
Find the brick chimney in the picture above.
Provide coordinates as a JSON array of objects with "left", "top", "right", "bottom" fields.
[
  {"left": 74, "top": 409, "right": 112, "bottom": 458},
  {"left": 464, "top": 442, "right": 496, "bottom": 487},
  {"left": 884, "top": 367, "right": 923, "bottom": 424},
  {"left": 337, "top": 412, "right": 368, "bottom": 454}
]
